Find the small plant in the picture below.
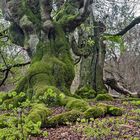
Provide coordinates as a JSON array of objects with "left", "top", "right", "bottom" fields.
[{"left": 38, "top": 88, "right": 58, "bottom": 106}]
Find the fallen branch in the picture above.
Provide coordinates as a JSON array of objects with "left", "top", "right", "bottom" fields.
[{"left": 104, "top": 78, "right": 137, "bottom": 97}]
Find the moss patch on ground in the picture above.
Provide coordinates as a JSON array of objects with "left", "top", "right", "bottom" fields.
[
  {"left": 95, "top": 94, "right": 113, "bottom": 101},
  {"left": 75, "top": 86, "right": 96, "bottom": 99}
]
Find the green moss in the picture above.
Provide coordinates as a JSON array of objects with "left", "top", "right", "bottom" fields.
[
  {"left": 46, "top": 110, "right": 83, "bottom": 127},
  {"left": 75, "top": 86, "right": 96, "bottom": 99},
  {"left": 0, "top": 92, "right": 9, "bottom": 105},
  {"left": 96, "top": 103, "right": 108, "bottom": 113},
  {"left": 35, "top": 86, "right": 62, "bottom": 106},
  {"left": 84, "top": 106, "right": 107, "bottom": 119},
  {"left": 97, "top": 89, "right": 108, "bottom": 95},
  {"left": 16, "top": 76, "right": 28, "bottom": 93},
  {"left": 95, "top": 94, "right": 113, "bottom": 101},
  {"left": 55, "top": 2, "right": 76, "bottom": 22},
  {"left": 28, "top": 104, "right": 52, "bottom": 126},
  {"left": 21, "top": 0, "right": 41, "bottom": 29},
  {"left": 16, "top": 23, "right": 74, "bottom": 97},
  {"left": 57, "top": 93, "right": 68, "bottom": 105},
  {"left": 107, "top": 106, "right": 123, "bottom": 116},
  {"left": 65, "top": 98, "right": 90, "bottom": 112},
  {"left": 131, "top": 100, "right": 140, "bottom": 107}
]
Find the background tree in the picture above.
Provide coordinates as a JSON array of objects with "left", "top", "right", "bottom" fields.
[{"left": 72, "top": 0, "right": 140, "bottom": 95}]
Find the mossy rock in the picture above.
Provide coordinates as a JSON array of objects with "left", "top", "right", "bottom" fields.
[
  {"left": 46, "top": 110, "right": 84, "bottom": 127},
  {"left": 28, "top": 104, "right": 52, "bottom": 126},
  {"left": 107, "top": 106, "right": 123, "bottom": 116},
  {"left": 95, "top": 94, "right": 113, "bottom": 101},
  {"left": 65, "top": 98, "right": 90, "bottom": 112},
  {"left": 84, "top": 106, "right": 107, "bottom": 119},
  {"left": 75, "top": 86, "right": 96, "bottom": 99}
]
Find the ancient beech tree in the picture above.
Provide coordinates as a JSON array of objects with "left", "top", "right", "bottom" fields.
[
  {"left": 1, "top": 0, "right": 91, "bottom": 95},
  {"left": 79, "top": 15, "right": 140, "bottom": 94}
]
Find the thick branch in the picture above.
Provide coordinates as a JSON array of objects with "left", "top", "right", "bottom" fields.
[
  {"left": 63, "top": 0, "right": 91, "bottom": 32},
  {"left": 71, "top": 36, "right": 91, "bottom": 57},
  {"left": 104, "top": 78, "right": 132, "bottom": 96}
]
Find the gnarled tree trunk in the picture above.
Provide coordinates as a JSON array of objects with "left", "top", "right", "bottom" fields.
[{"left": 1, "top": 0, "right": 90, "bottom": 96}]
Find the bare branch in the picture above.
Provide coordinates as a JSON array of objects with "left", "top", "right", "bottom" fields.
[
  {"left": 0, "top": 61, "right": 30, "bottom": 87},
  {"left": 115, "top": 16, "right": 140, "bottom": 36},
  {"left": 0, "top": 61, "right": 31, "bottom": 73},
  {"left": 105, "top": 16, "right": 140, "bottom": 36}
]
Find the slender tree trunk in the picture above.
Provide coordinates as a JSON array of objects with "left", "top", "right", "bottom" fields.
[{"left": 79, "top": 22, "right": 107, "bottom": 92}]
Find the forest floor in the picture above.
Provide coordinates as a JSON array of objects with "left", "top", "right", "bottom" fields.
[{"left": 31, "top": 99, "right": 140, "bottom": 140}]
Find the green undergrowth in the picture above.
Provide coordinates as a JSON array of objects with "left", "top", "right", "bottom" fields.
[
  {"left": 0, "top": 90, "right": 123, "bottom": 139},
  {"left": 74, "top": 99, "right": 140, "bottom": 139},
  {"left": 130, "top": 100, "right": 140, "bottom": 107}
]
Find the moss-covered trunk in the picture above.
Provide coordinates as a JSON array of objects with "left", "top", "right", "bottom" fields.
[
  {"left": 3, "top": 0, "right": 76, "bottom": 96},
  {"left": 16, "top": 24, "right": 74, "bottom": 95}
]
